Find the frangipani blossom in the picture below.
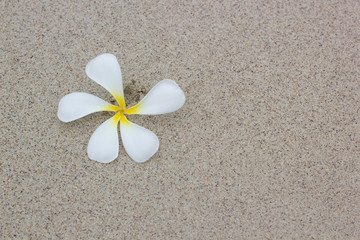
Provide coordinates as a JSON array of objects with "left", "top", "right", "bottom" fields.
[{"left": 57, "top": 54, "right": 185, "bottom": 163}]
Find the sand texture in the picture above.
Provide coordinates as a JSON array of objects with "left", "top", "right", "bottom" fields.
[{"left": 1, "top": 0, "right": 360, "bottom": 239}]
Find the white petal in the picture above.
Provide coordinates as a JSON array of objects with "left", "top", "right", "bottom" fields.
[
  {"left": 125, "top": 79, "right": 185, "bottom": 115},
  {"left": 87, "top": 113, "right": 121, "bottom": 163},
  {"left": 57, "top": 92, "right": 119, "bottom": 123},
  {"left": 120, "top": 115, "right": 159, "bottom": 163},
  {"left": 85, "top": 53, "right": 125, "bottom": 108}
]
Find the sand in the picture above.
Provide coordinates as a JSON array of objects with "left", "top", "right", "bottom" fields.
[{"left": 1, "top": 0, "right": 359, "bottom": 239}]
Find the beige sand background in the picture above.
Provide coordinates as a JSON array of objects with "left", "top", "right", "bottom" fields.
[{"left": 1, "top": 0, "right": 359, "bottom": 239}]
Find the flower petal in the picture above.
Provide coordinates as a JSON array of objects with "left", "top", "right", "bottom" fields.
[
  {"left": 120, "top": 115, "right": 159, "bottom": 162},
  {"left": 57, "top": 92, "right": 120, "bottom": 123},
  {"left": 87, "top": 113, "right": 121, "bottom": 163},
  {"left": 85, "top": 53, "right": 126, "bottom": 108},
  {"left": 125, "top": 79, "right": 185, "bottom": 115}
]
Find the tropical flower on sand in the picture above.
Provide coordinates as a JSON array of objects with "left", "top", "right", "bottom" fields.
[{"left": 57, "top": 54, "right": 185, "bottom": 163}]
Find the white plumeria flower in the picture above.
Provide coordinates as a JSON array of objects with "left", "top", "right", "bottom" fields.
[{"left": 57, "top": 53, "right": 185, "bottom": 163}]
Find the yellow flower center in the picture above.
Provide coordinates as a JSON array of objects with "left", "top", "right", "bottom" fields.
[{"left": 108, "top": 94, "right": 142, "bottom": 126}]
